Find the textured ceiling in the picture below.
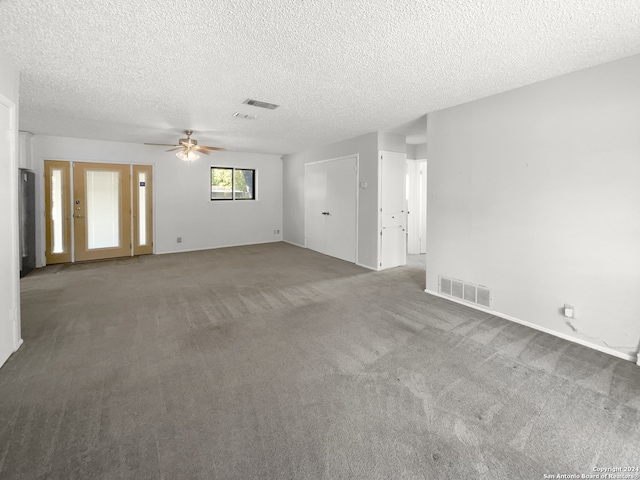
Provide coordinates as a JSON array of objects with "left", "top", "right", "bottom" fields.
[{"left": 1, "top": 0, "right": 639, "bottom": 154}]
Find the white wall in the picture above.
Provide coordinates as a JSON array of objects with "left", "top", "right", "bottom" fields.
[
  {"left": 283, "top": 132, "right": 379, "bottom": 269},
  {"left": 378, "top": 132, "right": 406, "bottom": 154},
  {"left": 0, "top": 52, "right": 22, "bottom": 367},
  {"left": 31, "top": 136, "right": 283, "bottom": 265},
  {"left": 18, "top": 132, "right": 33, "bottom": 170},
  {"left": 426, "top": 54, "right": 640, "bottom": 361},
  {"left": 407, "top": 143, "right": 427, "bottom": 161},
  {"left": 406, "top": 144, "right": 417, "bottom": 160}
]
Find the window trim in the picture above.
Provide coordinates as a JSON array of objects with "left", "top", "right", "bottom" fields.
[{"left": 210, "top": 166, "right": 257, "bottom": 201}]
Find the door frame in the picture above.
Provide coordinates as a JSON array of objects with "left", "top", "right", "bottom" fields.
[
  {"left": 303, "top": 154, "right": 359, "bottom": 263},
  {"left": 43, "top": 160, "right": 155, "bottom": 264},
  {"left": 0, "top": 92, "right": 22, "bottom": 367}
]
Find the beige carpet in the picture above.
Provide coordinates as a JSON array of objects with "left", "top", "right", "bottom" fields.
[{"left": 2, "top": 242, "right": 639, "bottom": 479}]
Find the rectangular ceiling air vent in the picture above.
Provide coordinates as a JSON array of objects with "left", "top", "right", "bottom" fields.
[
  {"left": 243, "top": 98, "right": 279, "bottom": 110},
  {"left": 439, "top": 275, "right": 492, "bottom": 309}
]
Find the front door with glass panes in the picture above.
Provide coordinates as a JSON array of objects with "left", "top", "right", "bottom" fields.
[{"left": 44, "top": 160, "right": 153, "bottom": 264}]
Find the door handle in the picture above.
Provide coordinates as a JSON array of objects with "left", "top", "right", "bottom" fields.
[
  {"left": 322, "top": 212, "right": 331, "bottom": 216},
  {"left": 73, "top": 214, "right": 84, "bottom": 219}
]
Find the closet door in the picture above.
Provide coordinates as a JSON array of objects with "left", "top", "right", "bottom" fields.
[
  {"left": 325, "top": 157, "right": 357, "bottom": 263},
  {"left": 379, "top": 151, "right": 407, "bottom": 269},
  {"left": 304, "top": 162, "right": 327, "bottom": 254},
  {"left": 305, "top": 157, "right": 357, "bottom": 262}
]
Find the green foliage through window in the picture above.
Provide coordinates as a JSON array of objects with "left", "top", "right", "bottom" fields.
[{"left": 211, "top": 167, "right": 255, "bottom": 201}]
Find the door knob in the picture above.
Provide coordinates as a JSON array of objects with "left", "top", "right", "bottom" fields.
[{"left": 74, "top": 214, "right": 84, "bottom": 219}]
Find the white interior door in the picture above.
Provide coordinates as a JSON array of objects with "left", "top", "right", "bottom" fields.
[
  {"left": 381, "top": 224, "right": 406, "bottom": 269},
  {"left": 325, "top": 156, "right": 357, "bottom": 263},
  {"left": 304, "top": 156, "right": 357, "bottom": 263},
  {"left": 304, "top": 162, "right": 327, "bottom": 254},
  {"left": 379, "top": 151, "right": 407, "bottom": 269},
  {"left": 380, "top": 153, "right": 406, "bottom": 214}
]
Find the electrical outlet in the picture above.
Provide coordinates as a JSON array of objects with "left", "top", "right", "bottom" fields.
[
  {"left": 563, "top": 304, "right": 574, "bottom": 318},
  {"left": 177, "top": 237, "right": 182, "bottom": 243}
]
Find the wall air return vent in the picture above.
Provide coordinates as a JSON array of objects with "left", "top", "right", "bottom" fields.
[
  {"left": 439, "top": 275, "right": 492, "bottom": 309},
  {"left": 476, "top": 287, "right": 491, "bottom": 308},
  {"left": 243, "top": 98, "right": 279, "bottom": 110},
  {"left": 451, "top": 280, "right": 464, "bottom": 299},
  {"left": 440, "top": 277, "right": 452, "bottom": 296},
  {"left": 463, "top": 284, "right": 476, "bottom": 303}
]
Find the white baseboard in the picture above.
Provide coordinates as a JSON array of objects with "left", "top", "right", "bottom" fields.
[
  {"left": 283, "top": 239, "right": 305, "bottom": 248},
  {"left": 356, "top": 262, "right": 378, "bottom": 271},
  {"left": 424, "top": 289, "right": 637, "bottom": 364},
  {"left": 283, "top": 240, "right": 375, "bottom": 271},
  {"left": 159, "top": 239, "right": 282, "bottom": 255}
]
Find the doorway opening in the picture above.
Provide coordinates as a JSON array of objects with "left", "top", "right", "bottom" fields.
[{"left": 406, "top": 159, "right": 427, "bottom": 268}]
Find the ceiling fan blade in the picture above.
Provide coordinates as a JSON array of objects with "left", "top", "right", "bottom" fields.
[
  {"left": 194, "top": 148, "right": 211, "bottom": 155},
  {"left": 145, "top": 143, "right": 180, "bottom": 147},
  {"left": 200, "top": 146, "right": 227, "bottom": 151},
  {"left": 165, "top": 147, "right": 183, "bottom": 152}
]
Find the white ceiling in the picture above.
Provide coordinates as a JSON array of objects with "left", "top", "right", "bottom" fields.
[{"left": 1, "top": 0, "right": 639, "bottom": 154}]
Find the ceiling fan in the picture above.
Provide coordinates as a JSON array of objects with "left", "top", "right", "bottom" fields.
[{"left": 144, "top": 130, "right": 226, "bottom": 162}]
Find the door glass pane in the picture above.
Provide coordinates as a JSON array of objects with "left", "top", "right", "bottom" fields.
[
  {"left": 138, "top": 172, "right": 147, "bottom": 245},
  {"left": 51, "top": 168, "right": 65, "bottom": 253},
  {"left": 86, "top": 170, "right": 120, "bottom": 249}
]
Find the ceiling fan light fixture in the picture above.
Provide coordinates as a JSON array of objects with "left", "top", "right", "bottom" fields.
[
  {"left": 176, "top": 150, "right": 200, "bottom": 162},
  {"left": 145, "top": 130, "right": 225, "bottom": 159}
]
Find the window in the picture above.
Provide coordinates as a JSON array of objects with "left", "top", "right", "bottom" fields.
[{"left": 211, "top": 167, "right": 256, "bottom": 201}]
